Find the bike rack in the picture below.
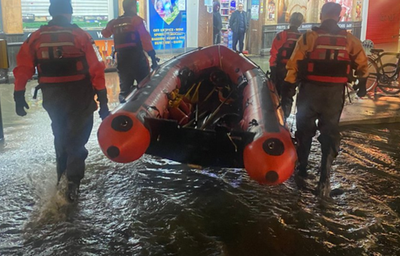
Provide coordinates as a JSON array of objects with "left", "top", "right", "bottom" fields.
[{"left": 368, "top": 49, "right": 400, "bottom": 100}]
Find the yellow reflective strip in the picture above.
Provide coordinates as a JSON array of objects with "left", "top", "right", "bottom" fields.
[
  {"left": 317, "top": 33, "right": 347, "bottom": 38},
  {"left": 92, "top": 44, "right": 103, "bottom": 62},
  {"left": 39, "top": 42, "right": 75, "bottom": 47},
  {"left": 40, "top": 30, "right": 73, "bottom": 34},
  {"left": 316, "top": 45, "right": 346, "bottom": 50},
  {"left": 114, "top": 23, "right": 130, "bottom": 28}
]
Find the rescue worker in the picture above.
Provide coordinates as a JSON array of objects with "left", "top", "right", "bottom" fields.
[
  {"left": 13, "top": 0, "right": 110, "bottom": 202},
  {"left": 269, "top": 12, "right": 303, "bottom": 96},
  {"left": 102, "top": 0, "right": 159, "bottom": 103},
  {"left": 281, "top": 2, "right": 368, "bottom": 197}
]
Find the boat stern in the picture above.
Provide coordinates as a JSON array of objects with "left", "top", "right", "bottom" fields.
[
  {"left": 97, "top": 111, "right": 151, "bottom": 163},
  {"left": 243, "top": 127, "right": 297, "bottom": 185}
]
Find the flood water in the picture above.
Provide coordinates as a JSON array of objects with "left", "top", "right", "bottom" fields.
[{"left": 1, "top": 63, "right": 400, "bottom": 255}]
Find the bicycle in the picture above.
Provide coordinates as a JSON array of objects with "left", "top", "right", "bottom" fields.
[{"left": 366, "top": 44, "right": 400, "bottom": 96}]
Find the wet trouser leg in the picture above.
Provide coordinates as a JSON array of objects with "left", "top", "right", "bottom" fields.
[
  {"left": 64, "top": 113, "right": 93, "bottom": 184},
  {"left": 117, "top": 54, "right": 136, "bottom": 99},
  {"left": 134, "top": 53, "right": 150, "bottom": 84},
  {"left": 296, "top": 82, "right": 345, "bottom": 182},
  {"left": 54, "top": 120, "right": 67, "bottom": 182},
  {"left": 42, "top": 80, "right": 97, "bottom": 185},
  {"left": 317, "top": 85, "right": 345, "bottom": 186},
  {"left": 117, "top": 51, "right": 149, "bottom": 100},
  {"left": 275, "top": 66, "right": 287, "bottom": 97},
  {"left": 295, "top": 84, "right": 318, "bottom": 171}
]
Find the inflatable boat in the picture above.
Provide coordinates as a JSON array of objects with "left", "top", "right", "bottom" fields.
[{"left": 97, "top": 45, "right": 297, "bottom": 185}]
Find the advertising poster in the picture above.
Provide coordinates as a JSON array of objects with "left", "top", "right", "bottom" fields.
[
  {"left": 251, "top": 0, "right": 260, "bottom": 20},
  {"left": 251, "top": 6, "right": 260, "bottom": 20},
  {"left": 149, "top": 0, "right": 187, "bottom": 50},
  {"left": 275, "top": 0, "right": 355, "bottom": 24}
]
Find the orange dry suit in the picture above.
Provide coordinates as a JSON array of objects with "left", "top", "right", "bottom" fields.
[
  {"left": 102, "top": 12, "right": 157, "bottom": 100},
  {"left": 269, "top": 27, "right": 301, "bottom": 95},
  {"left": 13, "top": 16, "right": 106, "bottom": 184},
  {"left": 282, "top": 19, "right": 368, "bottom": 177}
]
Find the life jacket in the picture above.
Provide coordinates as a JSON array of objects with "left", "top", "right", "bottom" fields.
[
  {"left": 277, "top": 30, "right": 301, "bottom": 66},
  {"left": 113, "top": 15, "right": 141, "bottom": 51},
  {"left": 35, "top": 26, "right": 89, "bottom": 84},
  {"left": 299, "top": 27, "right": 351, "bottom": 84}
]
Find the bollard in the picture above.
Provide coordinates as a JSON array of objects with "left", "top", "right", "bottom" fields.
[
  {"left": 0, "top": 97, "right": 3, "bottom": 141},
  {"left": 0, "top": 39, "right": 9, "bottom": 141}
]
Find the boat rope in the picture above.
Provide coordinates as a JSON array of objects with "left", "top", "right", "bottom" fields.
[{"left": 227, "top": 133, "right": 238, "bottom": 152}]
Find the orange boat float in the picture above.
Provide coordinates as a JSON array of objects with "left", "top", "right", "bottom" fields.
[{"left": 97, "top": 45, "right": 297, "bottom": 185}]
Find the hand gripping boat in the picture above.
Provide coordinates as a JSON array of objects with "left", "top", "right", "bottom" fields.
[{"left": 98, "top": 45, "right": 297, "bottom": 185}]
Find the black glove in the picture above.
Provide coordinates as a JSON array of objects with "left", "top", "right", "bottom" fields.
[
  {"left": 355, "top": 77, "right": 367, "bottom": 97},
  {"left": 13, "top": 90, "right": 29, "bottom": 116},
  {"left": 270, "top": 66, "right": 277, "bottom": 83},
  {"left": 280, "top": 82, "right": 297, "bottom": 118},
  {"left": 147, "top": 50, "right": 159, "bottom": 70},
  {"left": 96, "top": 89, "right": 110, "bottom": 120}
]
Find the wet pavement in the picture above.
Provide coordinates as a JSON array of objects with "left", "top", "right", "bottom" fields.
[{"left": 0, "top": 54, "right": 400, "bottom": 256}]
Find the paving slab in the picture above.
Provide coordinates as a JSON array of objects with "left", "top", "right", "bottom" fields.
[{"left": 340, "top": 94, "right": 400, "bottom": 126}]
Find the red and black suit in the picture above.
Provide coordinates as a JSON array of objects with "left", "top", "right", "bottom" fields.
[
  {"left": 13, "top": 16, "right": 106, "bottom": 185},
  {"left": 102, "top": 12, "right": 157, "bottom": 101},
  {"left": 269, "top": 27, "right": 301, "bottom": 96},
  {"left": 282, "top": 19, "right": 368, "bottom": 182}
]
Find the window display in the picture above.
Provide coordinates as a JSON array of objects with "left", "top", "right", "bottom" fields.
[{"left": 21, "top": 0, "right": 111, "bottom": 30}]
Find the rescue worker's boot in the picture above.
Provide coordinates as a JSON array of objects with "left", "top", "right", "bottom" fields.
[
  {"left": 296, "top": 163, "right": 308, "bottom": 178},
  {"left": 66, "top": 181, "right": 80, "bottom": 203},
  {"left": 295, "top": 131, "right": 313, "bottom": 178},
  {"left": 316, "top": 152, "right": 335, "bottom": 198}
]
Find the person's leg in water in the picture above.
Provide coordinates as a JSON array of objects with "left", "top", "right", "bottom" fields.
[
  {"left": 117, "top": 52, "right": 136, "bottom": 103},
  {"left": 295, "top": 83, "right": 318, "bottom": 177},
  {"left": 54, "top": 122, "right": 68, "bottom": 183},
  {"left": 42, "top": 85, "right": 68, "bottom": 184},
  {"left": 133, "top": 54, "right": 150, "bottom": 86},
  {"left": 316, "top": 85, "right": 344, "bottom": 197},
  {"left": 42, "top": 81, "right": 97, "bottom": 202},
  {"left": 63, "top": 111, "right": 93, "bottom": 202},
  {"left": 275, "top": 66, "right": 287, "bottom": 97}
]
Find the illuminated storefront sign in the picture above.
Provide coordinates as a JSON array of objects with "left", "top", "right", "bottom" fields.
[{"left": 148, "top": 0, "right": 187, "bottom": 50}]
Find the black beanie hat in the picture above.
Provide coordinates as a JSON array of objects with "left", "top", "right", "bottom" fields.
[
  {"left": 321, "top": 2, "right": 341, "bottom": 17},
  {"left": 49, "top": 0, "right": 73, "bottom": 17}
]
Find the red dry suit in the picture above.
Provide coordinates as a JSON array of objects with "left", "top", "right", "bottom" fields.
[
  {"left": 13, "top": 16, "right": 106, "bottom": 185},
  {"left": 269, "top": 26, "right": 302, "bottom": 95},
  {"left": 14, "top": 20, "right": 105, "bottom": 92},
  {"left": 102, "top": 13, "right": 156, "bottom": 100}
]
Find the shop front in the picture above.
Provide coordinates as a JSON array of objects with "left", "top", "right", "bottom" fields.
[
  {"left": 244, "top": 0, "right": 365, "bottom": 55},
  {"left": 13, "top": 0, "right": 194, "bottom": 71}
]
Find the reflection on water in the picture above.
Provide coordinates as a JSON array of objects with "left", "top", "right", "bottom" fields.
[{"left": 0, "top": 71, "right": 399, "bottom": 255}]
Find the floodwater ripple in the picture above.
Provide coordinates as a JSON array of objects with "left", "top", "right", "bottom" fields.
[{"left": 1, "top": 82, "right": 399, "bottom": 256}]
